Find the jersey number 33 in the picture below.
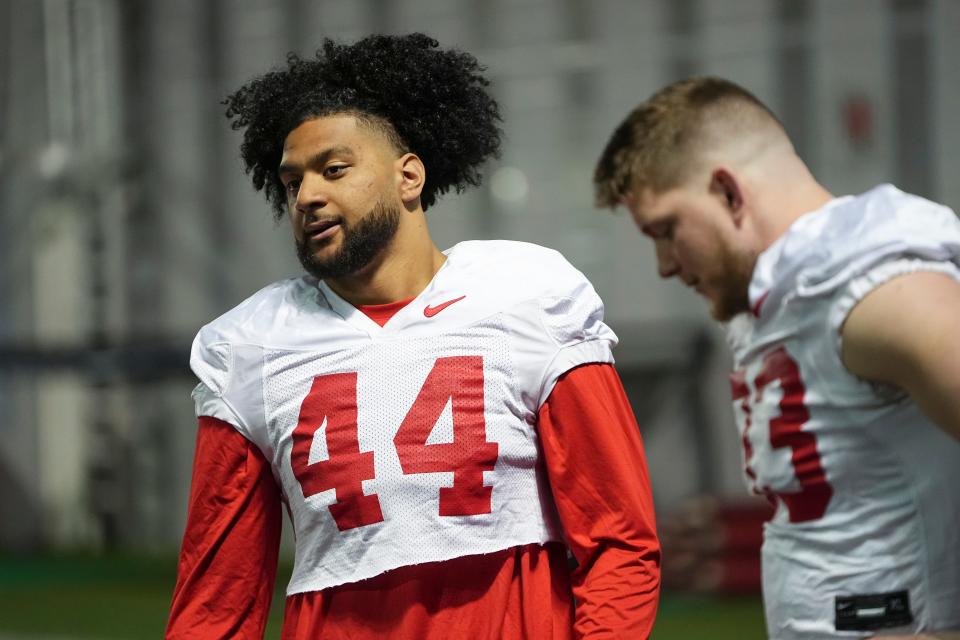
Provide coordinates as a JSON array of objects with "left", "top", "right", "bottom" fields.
[{"left": 731, "top": 346, "right": 833, "bottom": 523}]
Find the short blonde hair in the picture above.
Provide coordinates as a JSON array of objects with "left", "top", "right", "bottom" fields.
[{"left": 593, "top": 76, "right": 785, "bottom": 208}]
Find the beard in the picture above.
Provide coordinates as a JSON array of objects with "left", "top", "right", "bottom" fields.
[
  {"left": 296, "top": 199, "right": 401, "bottom": 280},
  {"left": 708, "top": 241, "right": 756, "bottom": 322}
]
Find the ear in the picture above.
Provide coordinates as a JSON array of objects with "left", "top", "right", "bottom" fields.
[
  {"left": 710, "top": 168, "right": 745, "bottom": 225},
  {"left": 396, "top": 153, "right": 425, "bottom": 207}
]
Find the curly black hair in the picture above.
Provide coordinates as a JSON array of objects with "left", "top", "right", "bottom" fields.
[{"left": 223, "top": 33, "right": 502, "bottom": 218}]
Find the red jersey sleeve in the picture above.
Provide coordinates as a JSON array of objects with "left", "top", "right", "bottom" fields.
[
  {"left": 166, "top": 416, "right": 283, "bottom": 639},
  {"left": 539, "top": 363, "right": 661, "bottom": 639}
]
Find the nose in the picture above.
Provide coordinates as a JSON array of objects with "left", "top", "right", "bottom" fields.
[
  {"left": 655, "top": 241, "right": 680, "bottom": 279},
  {"left": 295, "top": 172, "right": 328, "bottom": 215}
]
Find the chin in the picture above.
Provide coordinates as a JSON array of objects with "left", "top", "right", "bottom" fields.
[{"left": 308, "top": 241, "right": 339, "bottom": 261}]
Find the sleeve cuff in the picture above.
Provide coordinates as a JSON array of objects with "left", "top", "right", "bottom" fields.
[
  {"left": 538, "top": 338, "right": 615, "bottom": 407},
  {"left": 831, "top": 258, "right": 960, "bottom": 359},
  {"left": 192, "top": 382, "right": 247, "bottom": 435}
]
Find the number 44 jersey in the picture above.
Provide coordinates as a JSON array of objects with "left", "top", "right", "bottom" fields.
[
  {"left": 726, "top": 185, "right": 960, "bottom": 639},
  {"left": 189, "top": 240, "right": 617, "bottom": 596}
]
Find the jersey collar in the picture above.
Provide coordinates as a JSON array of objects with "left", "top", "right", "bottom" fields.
[{"left": 314, "top": 250, "right": 457, "bottom": 336}]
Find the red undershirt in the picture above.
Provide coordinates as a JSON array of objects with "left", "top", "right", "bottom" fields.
[{"left": 166, "top": 299, "right": 660, "bottom": 639}]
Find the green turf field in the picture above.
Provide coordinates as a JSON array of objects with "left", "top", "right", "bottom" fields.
[{"left": 0, "top": 554, "right": 765, "bottom": 639}]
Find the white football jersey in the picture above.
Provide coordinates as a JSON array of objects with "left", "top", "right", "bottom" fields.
[
  {"left": 190, "top": 240, "right": 616, "bottom": 594},
  {"left": 726, "top": 185, "right": 960, "bottom": 639}
]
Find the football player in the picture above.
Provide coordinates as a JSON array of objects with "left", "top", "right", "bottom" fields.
[
  {"left": 166, "top": 34, "right": 660, "bottom": 639},
  {"left": 594, "top": 76, "right": 960, "bottom": 640}
]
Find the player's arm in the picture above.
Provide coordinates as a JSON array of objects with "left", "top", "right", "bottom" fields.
[
  {"left": 842, "top": 271, "right": 960, "bottom": 440},
  {"left": 166, "top": 416, "right": 282, "bottom": 640},
  {"left": 539, "top": 362, "right": 661, "bottom": 639}
]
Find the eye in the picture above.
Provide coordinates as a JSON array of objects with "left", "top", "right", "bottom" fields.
[
  {"left": 284, "top": 179, "right": 301, "bottom": 196},
  {"left": 324, "top": 164, "right": 348, "bottom": 178},
  {"left": 649, "top": 221, "right": 674, "bottom": 240}
]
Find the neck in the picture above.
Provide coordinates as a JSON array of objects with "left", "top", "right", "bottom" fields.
[
  {"left": 750, "top": 156, "right": 834, "bottom": 252},
  {"left": 325, "top": 209, "right": 446, "bottom": 306}
]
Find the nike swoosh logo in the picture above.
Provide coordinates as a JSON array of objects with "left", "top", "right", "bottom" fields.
[{"left": 424, "top": 295, "right": 466, "bottom": 318}]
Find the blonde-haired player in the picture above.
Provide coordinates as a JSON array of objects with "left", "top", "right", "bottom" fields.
[{"left": 595, "top": 76, "right": 960, "bottom": 640}]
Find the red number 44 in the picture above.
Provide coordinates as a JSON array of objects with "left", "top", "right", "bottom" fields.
[
  {"left": 290, "top": 356, "right": 499, "bottom": 531},
  {"left": 731, "top": 346, "right": 833, "bottom": 523}
]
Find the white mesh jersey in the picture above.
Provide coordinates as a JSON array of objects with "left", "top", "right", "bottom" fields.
[
  {"left": 725, "top": 185, "right": 960, "bottom": 639},
  {"left": 190, "top": 240, "right": 616, "bottom": 595}
]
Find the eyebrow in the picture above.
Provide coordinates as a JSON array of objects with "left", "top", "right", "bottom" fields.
[{"left": 277, "top": 145, "right": 354, "bottom": 176}]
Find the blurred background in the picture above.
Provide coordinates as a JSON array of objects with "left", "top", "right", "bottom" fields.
[{"left": 1, "top": 0, "right": 958, "bottom": 637}]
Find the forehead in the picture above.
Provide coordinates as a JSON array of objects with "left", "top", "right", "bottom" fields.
[
  {"left": 280, "top": 114, "right": 392, "bottom": 164},
  {"left": 624, "top": 187, "right": 685, "bottom": 226}
]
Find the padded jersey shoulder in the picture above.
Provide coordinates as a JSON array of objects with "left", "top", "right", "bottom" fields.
[
  {"left": 752, "top": 184, "right": 960, "bottom": 307},
  {"left": 444, "top": 239, "right": 595, "bottom": 303},
  {"left": 193, "top": 276, "right": 337, "bottom": 351}
]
